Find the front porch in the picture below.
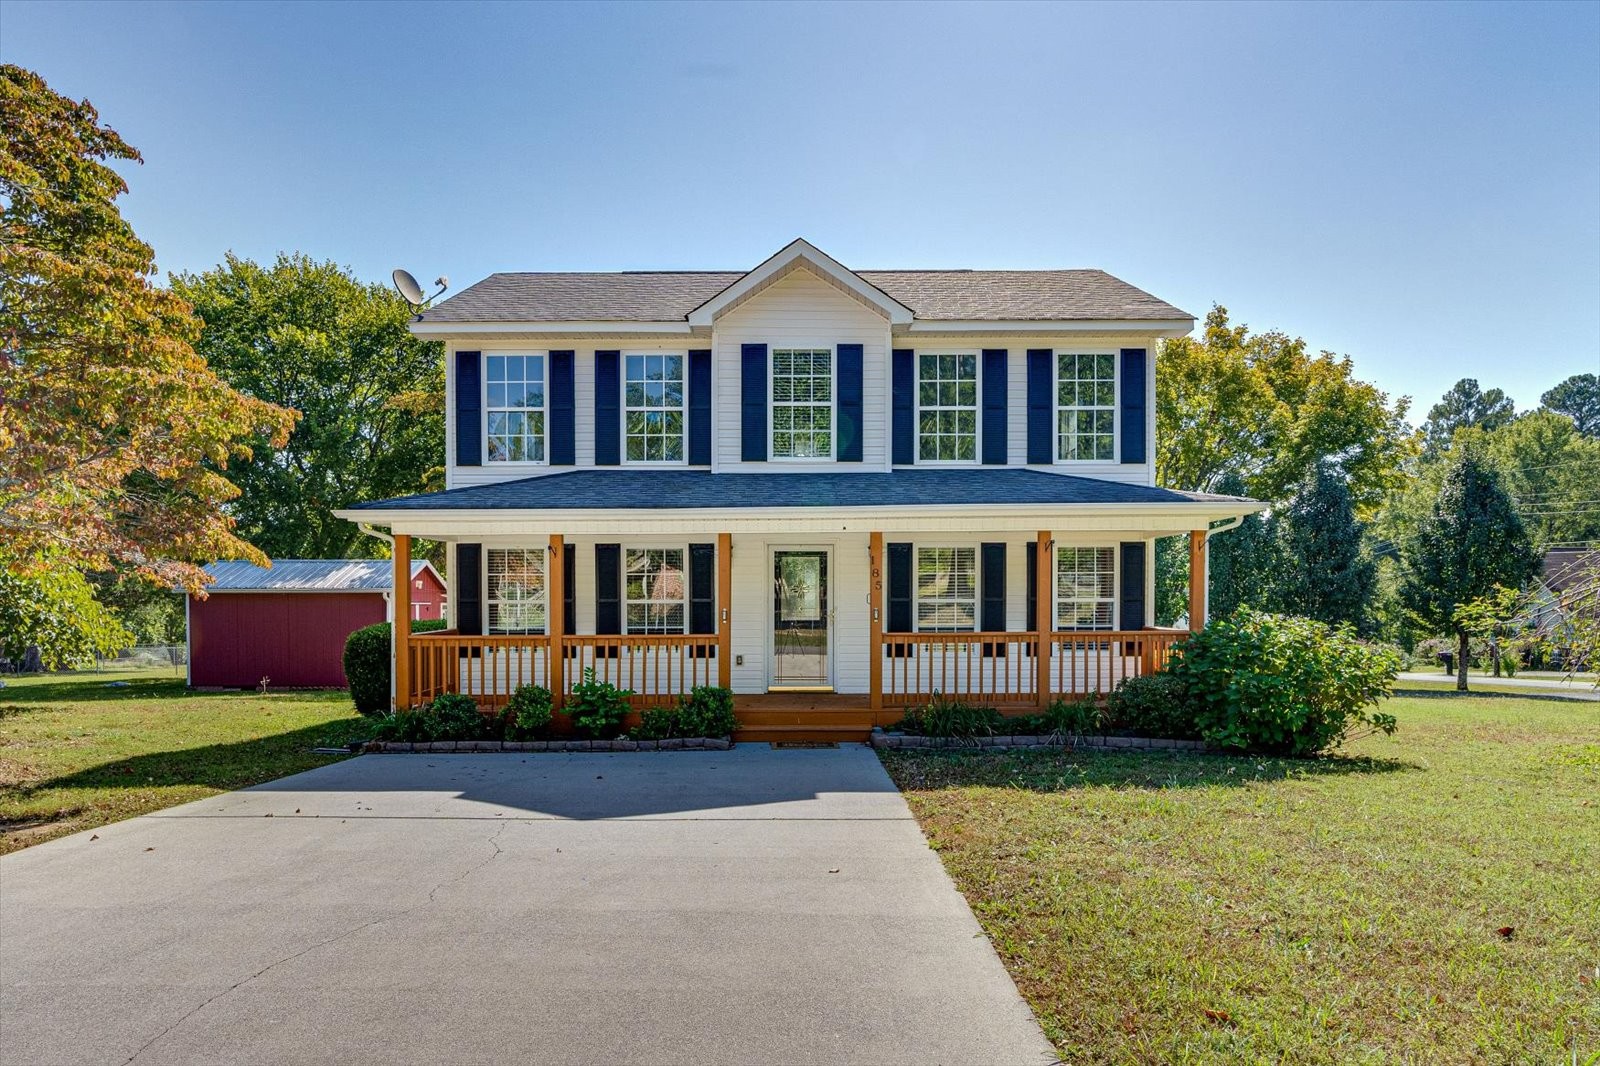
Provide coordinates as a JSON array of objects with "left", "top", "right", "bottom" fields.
[{"left": 386, "top": 528, "right": 1212, "bottom": 743}]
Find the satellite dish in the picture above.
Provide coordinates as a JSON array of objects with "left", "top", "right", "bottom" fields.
[{"left": 392, "top": 269, "right": 426, "bottom": 307}]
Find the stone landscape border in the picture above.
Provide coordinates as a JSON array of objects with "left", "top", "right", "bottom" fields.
[
  {"left": 870, "top": 730, "right": 1206, "bottom": 751},
  {"left": 365, "top": 738, "right": 733, "bottom": 753}
]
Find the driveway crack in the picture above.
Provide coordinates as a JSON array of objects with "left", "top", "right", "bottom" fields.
[{"left": 123, "top": 823, "right": 509, "bottom": 1064}]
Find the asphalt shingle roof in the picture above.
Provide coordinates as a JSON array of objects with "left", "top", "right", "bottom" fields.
[
  {"left": 203, "top": 559, "right": 429, "bottom": 592},
  {"left": 347, "top": 469, "right": 1248, "bottom": 512},
  {"left": 417, "top": 269, "right": 1189, "bottom": 324}
]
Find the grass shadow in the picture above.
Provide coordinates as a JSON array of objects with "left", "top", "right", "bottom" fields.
[
  {"left": 1392, "top": 686, "right": 1598, "bottom": 705},
  {"left": 881, "top": 744, "right": 1418, "bottom": 793}
]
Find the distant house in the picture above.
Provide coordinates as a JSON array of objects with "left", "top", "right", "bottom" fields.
[
  {"left": 187, "top": 559, "right": 446, "bottom": 689},
  {"left": 1525, "top": 549, "right": 1599, "bottom": 662}
]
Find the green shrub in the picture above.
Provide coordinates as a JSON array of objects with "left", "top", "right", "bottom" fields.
[
  {"left": 677, "top": 685, "right": 737, "bottom": 737},
  {"left": 631, "top": 706, "right": 680, "bottom": 741},
  {"left": 907, "top": 695, "right": 1006, "bottom": 738},
  {"left": 343, "top": 618, "right": 449, "bottom": 716},
  {"left": 371, "top": 690, "right": 492, "bottom": 742},
  {"left": 1104, "top": 673, "right": 1200, "bottom": 740},
  {"left": 1043, "top": 697, "right": 1101, "bottom": 737},
  {"left": 502, "top": 684, "right": 554, "bottom": 740},
  {"left": 566, "top": 668, "right": 633, "bottom": 738},
  {"left": 1002, "top": 713, "right": 1048, "bottom": 736},
  {"left": 1170, "top": 609, "right": 1400, "bottom": 756}
]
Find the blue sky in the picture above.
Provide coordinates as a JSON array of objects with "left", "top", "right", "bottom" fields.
[{"left": 5, "top": 0, "right": 1597, "bottom": 415}]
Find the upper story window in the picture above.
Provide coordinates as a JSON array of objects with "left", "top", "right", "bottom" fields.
[
  {"left": 625, "top": 548, "right": 687, "bottom": 633},
  {"left": 918, "top": 353, "right": 978, "bottom": 463},
  {"left": 1056, "top": 352, "right": 1116, "bottom": 462},
  {"left": 771, "top": 348, "right": 833, "bottom": 459},
  {"left": 1055, "top": 546, "right": 1115, "bottom": 630},
  {"left": 916, "top": 546, "right": 977, "bottom": 632},
  {"left": 486, "top": 354, "right": 547, "bottom": 463},
  {"left": 625, "top": 354, "right": 685, "bottom": 463},
  {"left": 487, "top": 548, "right": 546, "bottom": 634}
]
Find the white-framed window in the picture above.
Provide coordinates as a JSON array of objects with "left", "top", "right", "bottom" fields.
[
  {"left": 1056, "top": 352, "right": 1116, "bottom": 462},
  {"left": 918, "top": 352, "right": 979, "bottom": 463},
  {"left": 1055, "top": 546, "right": 1116, "bottom": 630},
  {"left": 915, "top": 546, "right": 978, "bottom": 632},
  {"left": 485, "top": 353, "right": 547, "bottom": 463},
  {"left": 624, "top": 353, "right": 686, "bottom": 463},
  {"left": 625, "top": 548, "right": 687, "bottom": 634},
  {"left": 771, "top": 348, "right": 834, "bottom": 459},
  {"left": 486, "top": 548, "right": 547, "bottom": 634}
]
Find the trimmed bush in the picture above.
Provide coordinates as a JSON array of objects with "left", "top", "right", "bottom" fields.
[
  {"left": 1104, "top": 673, "right": 1200, "bottom": 740},
  {"left": 1170, "top": 609, "right": 1399, "bottom": 756},
  {"left": 344, "top": 618, "right": 448, "bottom": 717},
  {"left": 372, "top": 691, "right": 494, "bottom": 742},
  {"left": 677, "top": 685, "right": 737, "bottom": 738},
  {"left": 565, "top": 668, "right": 633, "bottom": 738},
  {"left": 502, "top": 684, "right": 554, "bottom": 740}
]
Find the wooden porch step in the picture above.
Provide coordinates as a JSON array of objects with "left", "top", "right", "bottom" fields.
[
  {"left": 736, "top": 709, "right": 882, "bottom": 728},
  {"left": 735, "top": 724, "right": 874, "bottom": 744}
]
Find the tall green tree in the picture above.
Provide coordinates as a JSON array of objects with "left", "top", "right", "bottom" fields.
[
  {"left": 1206, "top": 474, "right": 1281, "bottom": 621},
  {"left": 1420, "top": 378, "right": 1515, "bottom": 457},
  {"left": 0, "top": 559, "right": 131, "bottom": 669},
  {"left": 1540, "top": 373, "right": 1599, "bottom": 437},
  {"left": 1275, "top": 463, "right": 1376, "bottom": 632},
  {"left": 170, "top": 255, "right": 444, "bottom": 559},
  {"left": 1156, "top": 306, "right": 1415, "bottom": 511},
  {"left": 1401, "top": 450, "right": 1540, "bottom": 690}
]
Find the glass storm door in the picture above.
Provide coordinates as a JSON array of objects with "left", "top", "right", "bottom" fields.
[{"left": 772, "top": 551, "right": 829, "bottom": 688}]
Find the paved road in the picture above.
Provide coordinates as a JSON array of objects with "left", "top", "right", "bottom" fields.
[
  {"left": 1396, "top": 672, "right": 1600, "bottom": 701},
  {"left": 0, "top": 747, "right": 1056, "bottom": 1065}
]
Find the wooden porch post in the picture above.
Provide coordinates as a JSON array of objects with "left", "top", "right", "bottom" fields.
[
  {"left": 1188, "top": 529, "right": 1208, "bottom": 633},
  {"left": 869, "top": 532, "right": 884, "bottom": 711},
  {"left": 548, "top": 534, "right": 565, "bottom": 707},
  {"left": 393, "top": 534, "right": 412, "bottom": 710},
  {"left": 717, "top": 533, "right": 732, "bottom": 689},
  {"left": 1035, "top": 530, "right": 1052, "bottom": 708}
]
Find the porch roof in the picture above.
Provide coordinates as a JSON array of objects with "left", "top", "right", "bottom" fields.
[{"left": 343, "top": 469, "right": 1254, "bottom": 513}]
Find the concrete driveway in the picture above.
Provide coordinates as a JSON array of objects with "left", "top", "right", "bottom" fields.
[{"left": 0, "top": 746, "right": 1056, "bottom": 1065}]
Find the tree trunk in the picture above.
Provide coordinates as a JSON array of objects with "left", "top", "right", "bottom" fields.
[
  {"left": 1456, "top": 629, "right": 1470, "bottom": 692},
  {"left": 1491, "top": 636, "right": 1501, "bottom": 678}
]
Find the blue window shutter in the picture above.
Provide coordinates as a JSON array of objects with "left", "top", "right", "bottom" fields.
[
  {"left": 1119, "top": 541, "right": 1146, "bottom": 629},
  {"left": 455, "top": 543, "right": 482, "bottom": 635},
  {"left": 741, "top": 343, "right": 767, "bottom": 462},
  {"left": 887, "top": 542, "right": 913, "bottom": 630},
  {"left": 549, "top": 350, "right": 575, "bottom": 465},
  {"left": 455, "top": 351, "right": 482, "bottom": 467},
  {"left": 982, "top": 349, "right": 1008, "bottom": 465},
  {"left": 891, "top": 349, "right": 915, "bottom": 465},
  {"left": 837, "top": 343, "right": 864, "bottom": 462},
  {"left": 595, "top": 544, "right": 621, "bottom": 634},
  {"left": 688, "top": 349, "right": 712, "bottom": 466},
  {"left": 1025, "top": 540, "right": 1037, "bottom": 632},
  {"left": 688, "top": 543, "right": 715, "bottom": 634},
  {"left": 562, "top": 542, "right": 575, "bottom": 635},
  {"left": 1120, "top": 348, "right": 1147, "bottom": 465},
  {"left": 1026, "top": 349, "right": 1053, "bottom": 464},
  {"left": 980, "top": 542, "right": 1006, "bottom": 632},
  {"left": 594, "top": 351, "right": 620, "bottom": 466}
]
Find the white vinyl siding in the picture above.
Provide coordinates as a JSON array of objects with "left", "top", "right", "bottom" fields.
[
  {"left": 486, "top": 548, "right": 547, "bottom": 634},
  {"left": 771, "top": 348, "right": 834, "bottom": 459},
  {"left": 624, "top": 547, "right": 687, "bottom": 634},
  {"left": 485, "top": 353, "right": 547, "bottom": 463},
  {"left": 915, "top": 546, "right": 977, "bottom": 631},
  {"left": 1056, "top": 352, "right": 1116, "bottom": 462},
  {"left": 917, "top": 352, "right": 978, "bottom": 463},
  {"left": 624, "top": 353, "right": 686, "bottom": 463},
  {"left": 1055, "top": 546, "right": 1116, "bottom": 630}
]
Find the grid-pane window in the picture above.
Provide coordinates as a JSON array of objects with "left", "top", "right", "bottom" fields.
[
  {"left": 918, "top": 353, "right": 979, "bottom": 462},
  {"left": 1056, "top": 353, "right": 1115, "bottom": 461},
  {"left": 624, "top": 354, "right": 685, "bottom": 462},
  {"left": 916, "top": 547, "right": 977, "bottom": 632},
  {"left": 487, "top": 548, "right": 546, "bottom": 634},
  {"left": 486, "top": 354, "right": 547, "bottom": 462},
  {"left": 771, "top": 349, "right": 833, "bottom": 458},
  {"left": 1055, "top": 546, "right": 1115, "bottom": 630},
  {"left": 625, "top": 548, "right": 686, "bottom": 634}
]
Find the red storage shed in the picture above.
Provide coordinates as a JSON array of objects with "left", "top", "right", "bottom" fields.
[{"left": 187, "top": 559, "right": 447, "bottom": 689}]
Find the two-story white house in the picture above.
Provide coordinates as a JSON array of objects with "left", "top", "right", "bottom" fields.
[{"left": 336, "top": 239, "right": 1261, "bottom": 740}]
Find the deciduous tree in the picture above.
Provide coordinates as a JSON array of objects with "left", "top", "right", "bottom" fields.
[
  {"left": 1540, "top": 372, "right": 1599, "bottom": 438},
  {"left": 0, "top": 65, "right": 293, "bottom": 592}
]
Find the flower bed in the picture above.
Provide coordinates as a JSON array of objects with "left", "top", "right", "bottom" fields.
[{"left": 366, "top": 738, "right": 733, "bottom": 753}]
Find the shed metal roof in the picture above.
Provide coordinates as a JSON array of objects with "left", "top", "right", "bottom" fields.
[
  {"left": 345, "top": 469, "right": 1251, "bottom": 513},
  {"left": 202, "top": 559, "right": 431, "bottom": 592},
  {"left": 417, "top": 269, "right": 1189, "bottom": 324}
]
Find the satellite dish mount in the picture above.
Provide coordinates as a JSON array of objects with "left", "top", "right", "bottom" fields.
[{"left": 392, "top": 268, "right": 449, "bottom": 309}]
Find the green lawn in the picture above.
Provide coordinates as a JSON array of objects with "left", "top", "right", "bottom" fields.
[
  {"left": 882, "top": 693, "right": 1600, "bottom": 1064},
  {"left": 0, "top": 671, "right": 368, "bottom": 854}
]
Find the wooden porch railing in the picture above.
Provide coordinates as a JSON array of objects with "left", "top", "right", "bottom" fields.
[
  {"left": 878, "top": 628, "right": 1187, "bottom": 709},
  {"left": 405, "top": 631, "right": 715, "bottom": 711}
]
